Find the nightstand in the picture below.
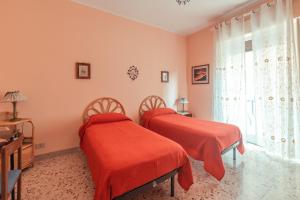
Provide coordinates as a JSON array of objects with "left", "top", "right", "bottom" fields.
[
  {"left": 177, "top": 112, "right": 193, "bottom": 117},
  {"left": 0, "top": 118, "right": 34, "bottom": 169}
]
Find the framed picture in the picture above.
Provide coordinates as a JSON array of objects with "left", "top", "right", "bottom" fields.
[
  {"left": 161, "top": 71, "right": 169, "bottom": 83},
  {"left": 76, "top": 63, "right": 91, "bottom": 79},
  {"left": 192, "top": 64, "right": 209, "bottom": 84}
]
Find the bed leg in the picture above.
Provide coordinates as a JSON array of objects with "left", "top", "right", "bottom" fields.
[
  {"left": 170, "top": 175, "right": 175, "bottom": 197},
  {"left": 233, "top": 147, "right": 236, "bottom": 161}
]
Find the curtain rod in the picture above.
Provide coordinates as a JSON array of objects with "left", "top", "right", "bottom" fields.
[{"left": 212, "top": 1, "right": 275, "bottom": 30}]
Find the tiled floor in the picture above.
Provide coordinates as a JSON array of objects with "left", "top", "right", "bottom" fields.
[{"left": 22, "top": 145, "right": 300, "bottom": 200}]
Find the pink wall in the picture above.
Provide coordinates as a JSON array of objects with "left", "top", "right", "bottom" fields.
[
  {"left": 0, "top": 0, "right": 188, "bottom": 155},
  {"left": 1, "top": 0, "right": 298, "bottom": 155},
  {"left": 186, "top": 0, "right": 300, "bottom": 120},
  {"left": 295, "top": 0, "right": 300, "bottom": 16},
  {"left": 186, "top": 29, "right": 214, "bottom": 119}
]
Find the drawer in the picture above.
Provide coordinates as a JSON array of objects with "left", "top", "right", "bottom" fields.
[
  {"left": 13, "top": 145, "right": 33, "bottom": 169},
  {"left": 21, "top": 146, "right": 33, "bottom": 168}
]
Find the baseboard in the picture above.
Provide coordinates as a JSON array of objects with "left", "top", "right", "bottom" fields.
[{"left": 34, "top": 147, "right": 81, "bottom": 161}]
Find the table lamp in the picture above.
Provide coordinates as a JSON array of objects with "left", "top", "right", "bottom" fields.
[
  {"left": 0, "top": 91, "right": 26, "bottom": 121},
  {"left": 179, "top": 97, "right": 189, "bottom": 112}
]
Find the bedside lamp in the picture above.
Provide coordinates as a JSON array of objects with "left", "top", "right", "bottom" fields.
[
  {"left": 1, "top": 91, "right": 26, "bottom": 121},
  {"left": 179, "top": 97, "right": 189, "bottom": 112}
]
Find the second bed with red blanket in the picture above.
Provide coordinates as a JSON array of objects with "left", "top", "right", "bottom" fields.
[{"left": 141, "top": 108, "right": 245, "bottom": 181}]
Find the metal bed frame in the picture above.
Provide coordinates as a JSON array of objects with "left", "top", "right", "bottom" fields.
[
  {"left": 82, "top": 98, "right": 180, "bottom": 200},
  {"left": 139, "top": 95, "right": 241, "bottom": 162},
  {"left": 221, "top": 141, "right": 240, "bottom": 160},
  {"left": 114, "top": 169, "right": 178, "bottom": 200}
]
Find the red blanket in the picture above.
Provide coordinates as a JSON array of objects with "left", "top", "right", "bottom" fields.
[
  {"left": 79, "top": 113, "right": 193, "bottom": 200},
  {"left": 141, "top": 108, "right": 245, "bottom": 180}
]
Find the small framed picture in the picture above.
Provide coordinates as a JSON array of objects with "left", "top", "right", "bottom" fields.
[
  {"left": 192, "top": 64, "right": 209, "bottom": 84},
  {"left": 76, "top": 63, "right": 91, "bottom": 79},
  {"left": 161, "top": 71, "right": 169, "bottom": 83}
]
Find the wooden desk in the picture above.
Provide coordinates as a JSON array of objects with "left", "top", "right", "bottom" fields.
[{"left": 0, "top": 118, "right": 34, "bottom": 169}]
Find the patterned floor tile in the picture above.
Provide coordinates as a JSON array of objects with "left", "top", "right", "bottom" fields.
[{"left": 21, "top": 146, "right": 300, "bottom": 200}]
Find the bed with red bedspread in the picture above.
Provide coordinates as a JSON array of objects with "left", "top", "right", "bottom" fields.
[
  {"left": 79, "top": 113, "right": 193, "bottom": 200},
  {"left": 139, "top": 97, "right": 244, "bottom": 181}
]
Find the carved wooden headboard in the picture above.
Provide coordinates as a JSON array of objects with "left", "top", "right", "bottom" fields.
[
  {"left": 82, "top": 97, "right": 126, "bottom": 123},
  {"left": 139, "top": 95, "right": 166, "bottom": 118}
]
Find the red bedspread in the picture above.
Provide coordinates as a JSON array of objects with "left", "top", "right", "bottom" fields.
[
  {"left": 79, "top": 113, "right": 193, "bottom": 200},
  {"left": 142, "top": 108, "right": 245, "bottom": 181}
]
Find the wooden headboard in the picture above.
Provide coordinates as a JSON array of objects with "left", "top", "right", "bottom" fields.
[
  {"left": 139, "top": 95, "right": 166, "bottom": 118},
  {"left": 82, "top": 97, "right": 126, "bottom": 123}
]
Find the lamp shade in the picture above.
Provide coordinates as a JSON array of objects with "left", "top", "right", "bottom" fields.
[
  {"left": 1, "top": 91, "right": 26, "bottom": 103},
  {"left": 179, "top": 97, "right": 189, "bottom": 104}
]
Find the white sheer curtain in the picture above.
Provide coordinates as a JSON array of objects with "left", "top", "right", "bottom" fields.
[
  {"left": 250, "top": 0, "right": 300, "bottom": 160},
  {"left": 213, "top": 18, "right": 247, "bottom": 133},
  {"left": 214, "top": 0, "right": 300, "bottom": 160},
  {"left": 295, "top": 17, "right": 300, "bottom": 73}
]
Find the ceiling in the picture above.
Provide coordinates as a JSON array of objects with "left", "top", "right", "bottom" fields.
[{"left": 72, "top": 0, "right": 258, "bottom": 35}]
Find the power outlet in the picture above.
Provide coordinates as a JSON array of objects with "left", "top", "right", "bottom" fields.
[{"left": 35, "top": 143, "right": 46, "bottom": 150}]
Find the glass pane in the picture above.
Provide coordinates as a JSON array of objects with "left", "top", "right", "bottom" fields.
[{"left": 245, "top": 50, "right": 257, "bottom": 144}]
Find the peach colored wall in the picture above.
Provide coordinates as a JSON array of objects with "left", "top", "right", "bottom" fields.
[
  {"left": 186, "top": 29, "right": 214, "bottom": 120},
  {"left": 186, "top": 1, "right": 300, "bottom": 120},
  {"left": 295, "top": 0, "right": 300, "bottom": 16},
  {"left": 0, "top": 0, "right": 187, "bottom": 155}
]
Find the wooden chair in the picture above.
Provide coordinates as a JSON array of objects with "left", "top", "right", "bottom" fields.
[{"left": 0, "top": 134, "right": 23, "bottom": 200}]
